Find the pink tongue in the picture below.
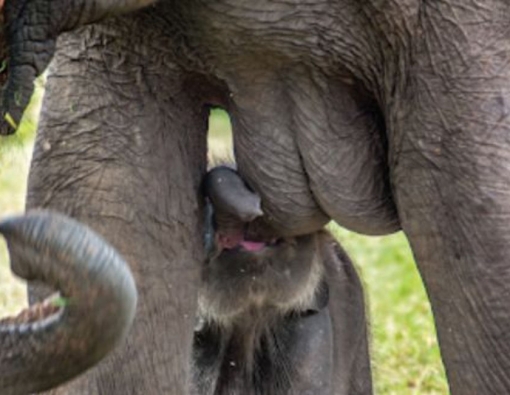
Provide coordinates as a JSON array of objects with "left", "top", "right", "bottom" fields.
[{"left": 240, "top": 240, "right": 266, "bottom": 252}]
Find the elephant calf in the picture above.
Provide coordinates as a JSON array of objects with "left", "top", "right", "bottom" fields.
[{"left": 194, "top": 166, "right": 371, "bottom": 395}]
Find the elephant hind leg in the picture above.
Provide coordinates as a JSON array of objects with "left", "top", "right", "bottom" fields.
[
  {"left": 395, "top": 154, "right": 510, "bottom": 394},
  {"left": 390, "top": 3, "right": 510, "bottom": 393},
  {"left": 392, "top": 65, "right": 510, "bottom": 395}
]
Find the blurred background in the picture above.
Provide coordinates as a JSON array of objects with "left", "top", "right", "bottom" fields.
[{"left": 0, "top": 85, "right": 448, "bottom": 394}]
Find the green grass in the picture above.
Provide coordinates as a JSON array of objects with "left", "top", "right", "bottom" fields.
[
  {"left": 0, "top": 78, "right": 41, "bottom": 317},
  {"left": 330, "top": 226, "right": 448, "bottom": 394},
  {"left": 0, "top": 105, "right": 448, "bottom": 394}
]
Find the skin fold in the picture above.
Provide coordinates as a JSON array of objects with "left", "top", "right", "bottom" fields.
[
  {"left": 195, "top": 166, "right": 371, "bottom": 395},
  {"left": 1, "top": 1, "right": 510, "bottom": 394}
]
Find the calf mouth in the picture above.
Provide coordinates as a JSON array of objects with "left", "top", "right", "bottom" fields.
[{"left": 215, "top": 223, "right": 284, "bottom": 253}]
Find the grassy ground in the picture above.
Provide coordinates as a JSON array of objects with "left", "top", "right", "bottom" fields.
[
  {"left": 0, "top": 104, "right": 448, "bottom": 394},
  {"left": 330, "top": 226, "right": 448, "bottom": 394}
]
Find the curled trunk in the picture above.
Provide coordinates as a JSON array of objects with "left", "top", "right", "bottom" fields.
[{"left": 0, "top": 210, "right": 137, "bottom": 395}]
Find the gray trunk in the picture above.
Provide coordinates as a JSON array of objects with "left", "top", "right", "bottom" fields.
[{"left": 0, "top": 211, "right": 137, "bottom": 395}]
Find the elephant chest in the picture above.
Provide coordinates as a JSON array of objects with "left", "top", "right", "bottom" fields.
[{"left": 178, "top": 0, "right": 369, "bottom": 78}]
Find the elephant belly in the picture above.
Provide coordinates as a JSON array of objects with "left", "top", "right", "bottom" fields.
[{"left": 185, "top": 1, "right": 401, "bottom": 236}]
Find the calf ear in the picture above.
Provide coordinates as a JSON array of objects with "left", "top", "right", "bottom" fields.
[
  {"left": 0, "top": 0, "right": 156, "bottom": 135},
  {"left": 319, "top": 231, "right": 373, "bottom": 394}
]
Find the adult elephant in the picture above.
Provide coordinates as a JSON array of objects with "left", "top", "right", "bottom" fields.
[{"left": 1, "top": 1, "right": 510, "bottom": 394}]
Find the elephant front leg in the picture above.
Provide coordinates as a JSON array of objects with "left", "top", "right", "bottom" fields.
[
  {"left": 392, "top": 2, "right": 510, "bottom": 393},
  {"left": 26, "top": 15, "right": 208, "bottom": 395}
]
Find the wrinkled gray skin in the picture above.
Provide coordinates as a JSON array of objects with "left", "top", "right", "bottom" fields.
[
  {"left": 1, "top": 0, "right": 510, "bottom": 394},
  {"left": 0, "top": 211, "right": 137, "bottom": 395},
  {"left": 195, "top": 166, "right": 371, "bottom": 395}
]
